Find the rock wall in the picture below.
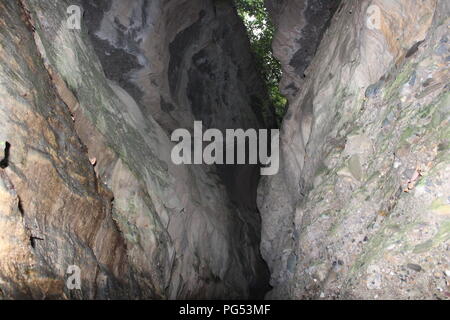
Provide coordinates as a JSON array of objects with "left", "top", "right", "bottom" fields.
[
  {"left": 260, "top": 0, "right": 450, "bottom": 299},
  {"left": 1, "top": 0, "right": 448, "bottom": 300},
  {"left": 0, "top": 0, "right": 270, "bottom": 299},
  {"left": 80, "top": 0, "right": 275, "bottom": 234},
  {"left": 0, "top": 0, "right": 130, "bottom": 299}
]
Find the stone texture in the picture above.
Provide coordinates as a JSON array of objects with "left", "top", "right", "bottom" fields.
[
  {"left": 0, "top": 0, "right": 130, "bottom": 299},
  {"left": 264, "top": 0, "right": 341, "bottom": 100},
  {"left": 81, "top": 0, "right": 275, "bottom": 132},
  {"left": 259, "top": 0, "right": 450, "bottom": 299},
  {"left": 0, "top": 0, "right": 270, "bottom": 299},
  {"left": 1, "top": 0, "right": 448, "bottom": 301},
  {"left": 80, "top": 0, "right": 277, "bottom": 216}
]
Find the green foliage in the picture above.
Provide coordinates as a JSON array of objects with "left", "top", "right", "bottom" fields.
[{"left": 235, "top": 0, "right": 287, "bottom": 124}]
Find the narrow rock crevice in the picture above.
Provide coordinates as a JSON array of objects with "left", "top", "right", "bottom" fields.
[
  {"left": 0, "top": 0, "right": 448, "bottom": 300},
  {"left": 80, "top": 0, "right": 277, "bottom": 298}
]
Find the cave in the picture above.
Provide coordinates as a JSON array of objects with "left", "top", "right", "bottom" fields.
[{"left": 0, "top": 0, "right": 449, "bottom": 301}]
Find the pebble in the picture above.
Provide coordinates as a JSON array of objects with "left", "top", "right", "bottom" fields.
[
  {"left": 287, "top": 253, "right": 297, "bottom": 272},
  {"left": 403, "top": 168, "right": 416, "bottom": 179},
  {"left": 407, "top": 263, "right": 422, "bottom": 272},
  {"left": 365, "top": 83, "right": 381, "bottom": 98},
  {"left": 408, "top": 71, "right": 417, "bottom": 86},
  {"left": 435, "top": 44, "right": 448, "bottom": 55},
  {"left": 386, "top": 244, "right": 396, "bottom": 251},
  {"left": 445, "top": 270, "right": 450, "bottom": 277}
]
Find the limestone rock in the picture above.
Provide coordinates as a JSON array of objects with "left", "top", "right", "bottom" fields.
[
  {"left": 260, "top": 0, "right": 450, "bottom": 299},
  {"left": 0, "top": 0, "right": 270, "bottom": 299},
  {"left": 1, "top": 0, "right": 448, "bottom": 301}
]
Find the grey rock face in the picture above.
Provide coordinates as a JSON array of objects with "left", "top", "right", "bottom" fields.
[
  {"left": 82, "top": 0, "right": 275, "bottom": 132},
  {"left": 0, "top": 0, "right": 270, "bottom": 299},
  {"left": 81, "top": 0, "right": 276, "bottom": 243},
  {"left": 260, "top": 0, "right": 450, "bottom": 299},
  {"left": 264, "top": 0, "right": 341, "bottom": 100},
  {"left": 1, "top": 0, "right": 448, "bottom": 301}
]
